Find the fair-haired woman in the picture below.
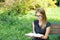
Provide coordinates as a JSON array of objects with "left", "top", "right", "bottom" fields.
[{"left": 32, "top": 8, "right": 51, "bottom": 40}]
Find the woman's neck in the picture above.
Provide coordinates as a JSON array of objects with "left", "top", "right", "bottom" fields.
[{"left": 38, "top": 20, "right": 42, "bottom": 26}]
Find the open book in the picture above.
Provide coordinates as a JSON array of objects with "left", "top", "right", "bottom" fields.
[{"left": 25, "top": 33, "right": 44, "bottom": 37}]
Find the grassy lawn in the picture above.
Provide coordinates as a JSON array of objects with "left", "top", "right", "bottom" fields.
[
  {"left": 46, "top": 7, "right": 60, "bottom": 24},
  {"left": 0, "top": 7, "right": 60, "bottom": 40}
]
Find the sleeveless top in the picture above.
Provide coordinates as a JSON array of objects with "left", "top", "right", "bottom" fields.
[{"left": 32, "top": 20, "right": 51, "bottom": 40}]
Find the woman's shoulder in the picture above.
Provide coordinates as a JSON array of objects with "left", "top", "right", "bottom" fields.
[
  {"left": 33, "top": 19, "right": 38, "bottom": 24},
  {"left": 34, "top": 19, "right": 38, "bottom": 22},
  {"left": 46, "top": 21, "right": 51, "bottom": 27},
  {"left": 47, "top": 21, "right": 51, "bottom": 24}
]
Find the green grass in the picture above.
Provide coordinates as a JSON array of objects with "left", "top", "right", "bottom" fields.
[
  {"left": 0, "top": 7, "right": 60, "bottom": 40},
  {"left": 46, "top": 8, "right": 60, "bottom": 24}
]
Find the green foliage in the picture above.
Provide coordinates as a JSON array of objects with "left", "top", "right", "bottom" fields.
[
  {"left": 0, "top": 0, "right": 5, "bottom": 2},
  {"left": 3, "top": 0, "right": 57, "bottom": 16},
  {"left": 4, "top": 0, "right": 30, "bottom": 16},
  {"left": 0, "top": 14, "right": 60, "bottom": 40}
]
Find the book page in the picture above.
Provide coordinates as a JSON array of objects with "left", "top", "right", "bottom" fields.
[{"left": 25, "top": 33, "right": 44, "bottom": 37}]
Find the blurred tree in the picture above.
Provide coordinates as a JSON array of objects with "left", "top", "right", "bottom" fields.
[
  {"left": 3, "top": 0, "right": 57, "bottom": 16},
  {"left": 0, "top": 0, "right": 5, "bottom": 2},
  {"left": 55, "top": 0, "right": 60, "bottom": 6}
]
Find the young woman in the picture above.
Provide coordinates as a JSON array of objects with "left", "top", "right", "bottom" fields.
[{"left": 32, "top": 8, "right": 51, "bottom": 40}]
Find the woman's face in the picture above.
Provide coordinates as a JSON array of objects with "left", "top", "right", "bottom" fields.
[{"left": 36, "top": 12, "right": 43, "bottom": 21}]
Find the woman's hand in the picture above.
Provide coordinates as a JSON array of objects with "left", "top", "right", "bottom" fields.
[{"left": 41, "top": 35, "right": 48, "bottom": 39}]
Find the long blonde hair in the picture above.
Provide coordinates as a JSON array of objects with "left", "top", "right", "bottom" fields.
[{"left": 35, "top": 8, "right": 47, "bottom": 29}]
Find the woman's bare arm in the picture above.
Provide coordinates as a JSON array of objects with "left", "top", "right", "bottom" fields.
[
  {"left": 41, "top": 26, "right": 51, "bottom": 39},
  {"left": 32, "top": 22, "right": 35, "bottom": 33}
]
